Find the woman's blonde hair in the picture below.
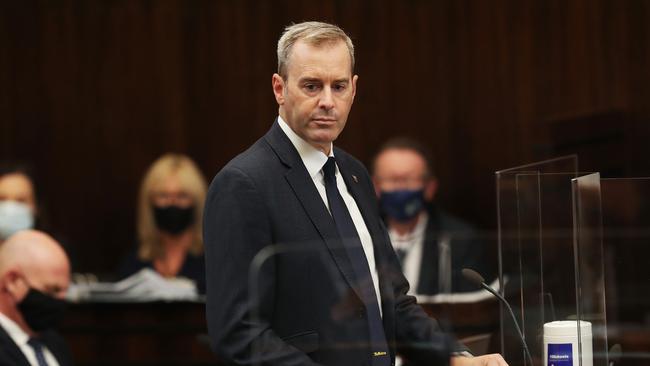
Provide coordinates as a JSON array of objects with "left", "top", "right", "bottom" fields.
[{"left": 136, "top": 153, "right": 207, "bottom": 260}]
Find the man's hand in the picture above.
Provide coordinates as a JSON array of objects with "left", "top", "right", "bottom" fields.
[{"left": 451, "top": 353, "right": 509, "bottom": 366}]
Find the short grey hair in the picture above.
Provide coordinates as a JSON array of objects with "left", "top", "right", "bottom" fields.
[{"left": 277, "top": 21, "right": 355, "bottom": 80}]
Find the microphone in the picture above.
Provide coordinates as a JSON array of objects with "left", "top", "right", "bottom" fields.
[{"left": 462, "top": 268, "right": 534, "bottom": 366}]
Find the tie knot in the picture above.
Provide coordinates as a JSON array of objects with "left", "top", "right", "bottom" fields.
[{"left": 323, "top": 157, "right": 337, "bottom": 183}]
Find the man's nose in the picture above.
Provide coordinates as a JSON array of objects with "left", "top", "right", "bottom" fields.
[{"left": 318, "top": 87, "right": 335, "bottom": 110}]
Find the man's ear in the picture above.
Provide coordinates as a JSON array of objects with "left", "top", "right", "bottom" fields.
[
  {"left": 272, "top": 73, "right": 285, "bottom": 105},
  {"left": 424, "top": 178, "right": 438, "bottom": 202},
  {"left": 351, "top": 74, "right": 358, "bottom": 100},
  {"left": 2, "top": 269, "right": 28, "bottom": 302}
]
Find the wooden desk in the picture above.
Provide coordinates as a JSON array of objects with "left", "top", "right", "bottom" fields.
[
  {"left": 420, "top": 299, "right": 500, "bottom": 338},
  {"left": 59, "top": 299, "right": 501, "bottom": 365},
  {"left": 420, "top": 299, "right": 501, "bottom": 355},
  {"left": 59, "top": 301, "right": 218, "bottom": 366}
]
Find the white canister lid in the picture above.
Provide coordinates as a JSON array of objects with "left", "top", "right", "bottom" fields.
[{"left": 544, "top": 320, "right": 592, "bottom": 338}]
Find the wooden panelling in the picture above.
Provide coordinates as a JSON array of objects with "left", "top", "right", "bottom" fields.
[{"left": 1, "top": 0, "right": 649, "bottom": 273}]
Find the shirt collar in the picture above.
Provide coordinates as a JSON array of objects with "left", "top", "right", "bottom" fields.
[
  {"left": 278, "top": 116, "right": 334, "bottom": 178},
  {"left": 389, "top": 211, "right": 429, "bottom": 249},
  {"left": 0, "top": 311, "right": 30, "bottom": 347}
]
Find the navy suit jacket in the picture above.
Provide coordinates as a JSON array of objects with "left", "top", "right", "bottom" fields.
[
  {"left": 0, "top": 325, "right": 73, "bottom": 366},
  {"left": 204, "top": 121, "right": 458, "bottom": 366}
]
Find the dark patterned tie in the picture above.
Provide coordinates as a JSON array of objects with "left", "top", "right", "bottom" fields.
[
  {"left": 395, "top": 248, "right": 408, "bottom": 264},
  {"left": 27, "top": 338, "right": 50, "bottom": 366},
  {"left": 322, "top": 157, "right": 390, "bottom": 366}
]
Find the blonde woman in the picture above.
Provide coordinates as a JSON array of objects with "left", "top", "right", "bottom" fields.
[{"left": 118, "top": 154, "right": 208, "bottom": 293}]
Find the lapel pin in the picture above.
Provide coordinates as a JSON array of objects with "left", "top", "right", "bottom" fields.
[{"left": 352, "top": 175, "right": 358, "bottom": 183}]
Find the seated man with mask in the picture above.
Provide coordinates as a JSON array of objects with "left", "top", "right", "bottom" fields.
[
  {"left": 372, "top": 137, "right": 489, "bottom": 295},
  {"left": 0, "top": 230, "right": 73, "bottom": 366}
]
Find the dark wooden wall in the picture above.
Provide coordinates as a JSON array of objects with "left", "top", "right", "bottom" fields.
[{"left": 2, "top": 0, "right": 649, "bottom": 274}]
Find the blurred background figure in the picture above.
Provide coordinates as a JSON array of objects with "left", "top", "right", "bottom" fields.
[
  {"left": 118, "top": 154, "right": 208, "bottom": 294},
  {"left": 0, "top": 162, "right": 77, "bottom": 269},
  {"left": 372, "top": 137, "right": 489, "bottom": 295},
  {"left": 0, "top": 230, "right": 73, "bottom": 366},
  {"left": 0, "top": 163, "right": 39, "bottom": 243}
]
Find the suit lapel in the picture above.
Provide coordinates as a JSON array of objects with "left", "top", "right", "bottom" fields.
[
  {"left": 264, "top": 121, "right": 364, "bottom": 302},
  {"left": 0, "top": 325, "right": 30, "bottom": 366},
  {"left": 338, "top": 160, "right": 383, "bottom": 242},
  {"left": 336, "top": 153, "right": 397, "bottom": 348}
]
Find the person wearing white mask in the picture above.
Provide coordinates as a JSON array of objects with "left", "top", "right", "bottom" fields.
[
  {"left": 0, "top": 163, "right": 77, "bottom": 270},
  {"left": 0, "top": 164, "right": 37, "bottom": 242}
]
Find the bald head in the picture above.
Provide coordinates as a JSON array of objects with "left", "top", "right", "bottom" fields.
[{"left": 0, "top": 230, "right": 70, "bottom": 299}]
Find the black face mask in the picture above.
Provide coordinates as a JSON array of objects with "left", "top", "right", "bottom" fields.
[
  {"left": 18, "top": 288, "right": 68, "bottom": 332},
  {"left": 153, "top": 205, "right": 195, "bottom": 235}
]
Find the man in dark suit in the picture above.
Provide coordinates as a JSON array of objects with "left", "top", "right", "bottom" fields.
[
  {"left": 372, "top": 138, "right": 490, "bottom": 295},
  {"left": 0, "top": 230, "right": 73, "bottom": 366},
  {"left": 204, "top": 21, "right": 507, "bottom": 366}
]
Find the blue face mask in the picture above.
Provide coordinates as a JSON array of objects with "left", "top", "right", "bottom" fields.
[{"left": 379, "top": 189, "right": 425, "bottom": 222}]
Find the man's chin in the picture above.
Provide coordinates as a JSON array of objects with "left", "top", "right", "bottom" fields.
[
  {"left": 304, "top": 133, "right": 339, "bottom": 153},
  {"left": 310, "top": 132, "right": 339, "bottom": 145}
]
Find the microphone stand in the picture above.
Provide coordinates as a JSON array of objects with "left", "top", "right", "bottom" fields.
[
  {"left": 479, "top": 281, "right": 535, "bottom": 366},
  {"left": 461, "top": 268, "right": 535, "bottom": 366}
]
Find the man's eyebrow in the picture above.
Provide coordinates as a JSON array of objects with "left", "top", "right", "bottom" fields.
[
  {"left": 297, "top": 77, "right": 350, "bottom": 84},
  {"left": 298, "top": 77, "right": 322, "bottom": 84}
]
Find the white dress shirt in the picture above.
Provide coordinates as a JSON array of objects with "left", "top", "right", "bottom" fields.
[
  {"left": 388, "top": 212, "right": 428, "bottom": 295},
  {"left": 0, "top": 312, "right": 61, "bottom": 366},
  {"left": 389, "top": 212, "right": 453, "bottom": 295},
  {"left": 278, "top": 117, "right": 383, "bottom": 312}
]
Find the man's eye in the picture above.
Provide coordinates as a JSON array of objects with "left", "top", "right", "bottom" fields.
[
  {"left": 304, "top": 84, "right": 319, "bottom": 91},
  {"left": 334, "top": 83, "right": 346, "bottom": 91}
]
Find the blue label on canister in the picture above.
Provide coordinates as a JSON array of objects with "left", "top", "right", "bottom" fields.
[{"left": 548, "top": 343, "right": 573, "bottom": 366}]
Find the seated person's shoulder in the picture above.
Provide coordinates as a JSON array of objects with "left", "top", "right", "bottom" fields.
[
  {"left": 182, "top": 252, "right": 205, "bottom": 275},
  {"left": 435, "top": 208, "right": 477, "bottom": 234},
  {"left": 116, "top": 249, "right": 150, "bottom": 279},
  {"left": 181, "top": 252, "right": 206, "bottom": 294}
]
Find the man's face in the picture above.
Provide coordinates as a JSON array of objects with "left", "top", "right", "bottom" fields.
[
  {"left": 1, "top": 254, "right": 70, "bottom": 310},
  {"left": 0, "top": 173, "right": 36, "bottom": 213},
  {"left": 26, "top": 258, "right": 70, "bottom": 300},
  {"left": 373, "top": 148, "right": 437, "bottom": 201},
  {"left": 272, "top": 40, "right": 358, "bottom": 154}
]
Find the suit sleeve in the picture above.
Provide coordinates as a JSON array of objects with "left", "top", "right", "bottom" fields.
[
  {"left": 381, "top": 221, "right": 462, "bottom": 365},
  {"left": 203, "top": 166, "right": 321, "bottom": 366},
  {"left": 355, "top": 168, "right": 465, "bottom": 365}
]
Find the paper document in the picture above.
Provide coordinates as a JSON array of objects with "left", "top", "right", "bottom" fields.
[{"left": 67, "top": 268, "right": 199, "bottom": 302}]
